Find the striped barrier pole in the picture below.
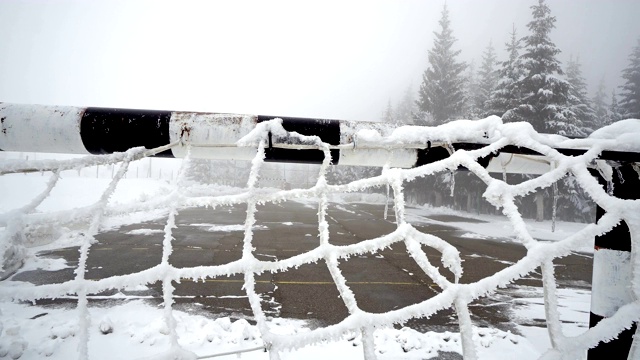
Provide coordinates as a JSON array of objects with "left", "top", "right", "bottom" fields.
[{"left": 2, "top": 103, "right": 640, "bottom": 173}]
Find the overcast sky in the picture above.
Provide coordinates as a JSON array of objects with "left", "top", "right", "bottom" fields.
[{"left": 0, "top": 0, "right": 638, "bottom": 121}]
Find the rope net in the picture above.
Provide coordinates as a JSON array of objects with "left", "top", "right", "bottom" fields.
[{"left": 1, "top": 117, "right": 639, "bottom": 360}]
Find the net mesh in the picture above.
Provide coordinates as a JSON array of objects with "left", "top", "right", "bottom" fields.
[{"left": 1, "top": 118, "right": 639, "bottom": 360}]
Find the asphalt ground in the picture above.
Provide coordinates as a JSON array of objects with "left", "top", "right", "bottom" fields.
[{"left": 12, "top": 201, "right": 593, "bottom": 333}]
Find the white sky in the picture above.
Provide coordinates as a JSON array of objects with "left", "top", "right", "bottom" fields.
[{"left": 0, "top": 0, "right": 638, "bottom": 121}]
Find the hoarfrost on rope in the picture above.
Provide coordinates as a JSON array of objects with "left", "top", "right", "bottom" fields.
[{"left": 0, "top": 117, "right": 639, "bottom": 359}]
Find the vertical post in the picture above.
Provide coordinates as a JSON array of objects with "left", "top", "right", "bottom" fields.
[{"left": 588, "top": 163, "right": 638, "bottom": 359}]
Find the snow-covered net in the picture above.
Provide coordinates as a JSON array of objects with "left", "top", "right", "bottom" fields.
[{"left": 1, "top": 117, "right": 640, "bottom": 359}]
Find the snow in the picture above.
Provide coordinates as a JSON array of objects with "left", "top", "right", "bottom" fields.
[
  {"left": 0, "top": 297, "right": 580, "bottom": 360},
  {"left": 587, "top": 119, "right": 640, "bottom": 152},
  {"left": 125, "top": 229, "right": 165, "bottom": 236},
  {"left": 403, "top": 205, "right": 594, "bottom": 253},
  {"left": 0, "top": 175, "right": 173, "bottom": 213},
  {"left": 2, "top": 116, "right": 640, "bottom": 359},
  {"left": 0, "top": 172, "right": 602, "bottom": 359}
]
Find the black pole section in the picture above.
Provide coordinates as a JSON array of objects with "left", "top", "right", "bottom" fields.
[
  {"left": 587, "top": 164, "right": 638, "bottom": 359},
  {"left": 454, "top": 143, "right": 640, "bottom": 163},
  {"left": 415, "top": 145, "right": 494, "bottom": 170},
  {"left": 257, "top": 116, "right": 341, "bottom": 165},
  {"left": 80, "top": 107, "right": 174, "bottom": 157}
]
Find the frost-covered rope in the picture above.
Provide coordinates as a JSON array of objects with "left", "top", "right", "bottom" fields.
[
  {"left": 75, "top": 149, "right": 136, "bottom": 360},
  {"left": 0, "top": 141, "right": 178, "bottom": 176},
  {"left": 156, "top": 143, "right": 194, "bottom": 358},
  {"left": 1, "top": 118, "right": 639, "bottom": 359},
  {"left": 238, "top": 140, "right": 275, "bottom": 359},
  {"left": 0, "top": 170, "right": 59, "bottom": 275}
]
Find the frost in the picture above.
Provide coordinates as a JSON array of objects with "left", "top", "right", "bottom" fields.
[{"left": 1, "top": 116, "right": 640, "bottom": 359}]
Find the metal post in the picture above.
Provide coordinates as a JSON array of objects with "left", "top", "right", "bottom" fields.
[{"left": 588, "top": 163, "right": 638, "bottom": 359}]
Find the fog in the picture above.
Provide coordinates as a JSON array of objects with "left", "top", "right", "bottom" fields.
[{"left": 0, "top": 0, "right": 638, "bottom": 121}]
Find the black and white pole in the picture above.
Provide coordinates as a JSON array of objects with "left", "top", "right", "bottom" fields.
[
  {"left": 588, "top": 164, "right": 638, "bottom": 359},
  {"left": 0, "top": 103, "right": 414, "bottom": 168},
  {"left": 2, "top": 103, "right": 639, "bottom": 172}
]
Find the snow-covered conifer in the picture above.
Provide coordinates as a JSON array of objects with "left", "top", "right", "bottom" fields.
[
  {"left": 509, "top": 0, "right": 580, "bottom": 136},
  {"left": 475, "top": 41, "right": 499, "bottom": 117},
  {"left": 486, "top": 25, "right": 524, "bottom": 119},
  {"left": 382, "top": 100, "right": 394, "bottom": 123},
  {"left": 592, "top": 78, "right": 610, "bottom": 127},
  {"left": 566, "top": 56, "right": 597, "bottom": 134},
  {"left": 416, "top": 3, "right": 466, "bottom": 125},
  {"left": 463, "top": 60, "right": 480, "bottom": 119},
  {"left": 619, "top": 38, "right": 640, "bottom": 119},
  {"left": 610, "top": 89, "right": 623, "bottom": 123},
  {"left": 394, "top": 86, "right": 417, "bottom": 125}
]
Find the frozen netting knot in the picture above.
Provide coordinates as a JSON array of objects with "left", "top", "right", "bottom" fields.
[
  {"left": 482, "top": 180, "right": 510, "bottom": 208},
  {"left": 441, "top": 247, "right": 463, "bottom": 281}
]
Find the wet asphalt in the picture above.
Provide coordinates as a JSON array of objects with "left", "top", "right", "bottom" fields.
[{"left": 12, "top": 201, "right": 593, "bottom": 334}]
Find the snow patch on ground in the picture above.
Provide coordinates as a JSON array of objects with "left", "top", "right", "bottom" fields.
[
  {"left": 460, "top": 232, "right": 491, "bottom": 240},
  {"left": 0, "top": 300, "right": 549, "bottom": 360},
  {"left": 405, "top": 205, "right": 594, "bottom": 253},
  {"left": 125, "top": 229, "right": 164, "bottom": 236},
  {"left": 16, "top": 255, "right": 70, "bottom": 272},
  {"left": 513, "top": 287, "right": 591, "bottom": 357}
]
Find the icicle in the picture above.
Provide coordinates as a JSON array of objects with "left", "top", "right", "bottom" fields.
[
  {"left": 382, "top": 163, "right": 391, "bottom": 220},
  {"left": 384, "top": 182, "right": 390, "bottom": 220},
  {"left": 501, "top": 154, "right": 513, "bottom": 183},
  {"left": 633, "top": 163, "right": 640, "bottom": 180},
  {"left": 595, "top": 160, "right": 614, "bottom": 195},
  {"left": 552, "top": 182, "right": 558, "bottom": 233},
  {"left": 616, "top": 167, "right": 625, "bottom": 185},
  {"left": 449, "top": 170, "right": 455, "bottom": 197}
]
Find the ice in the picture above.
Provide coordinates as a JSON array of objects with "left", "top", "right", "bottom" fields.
[{"left": 2, "top": 116, "right": 640, "bottom": 359}]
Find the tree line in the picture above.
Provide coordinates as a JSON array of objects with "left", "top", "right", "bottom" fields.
[
  {"left": 383, "top": 0, "right": 640, "bottom": 223},
  {"left": 384, "top": 0, "right": 640, "bottom": 136}
]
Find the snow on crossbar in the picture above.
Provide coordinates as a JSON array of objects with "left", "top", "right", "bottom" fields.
[
  {"left": 2, "top": 103, "right": 640, "bottom": 173},
  {"left": 1, "top": 102, "right": 640, "bottom": 359}
]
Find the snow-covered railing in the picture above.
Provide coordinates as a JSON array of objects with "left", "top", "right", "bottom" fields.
[{"left": 1, "top": 103, "right": 639, "bottom": 359}]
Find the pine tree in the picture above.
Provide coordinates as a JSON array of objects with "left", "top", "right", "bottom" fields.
[
  {"left": 394, "top": 86, "right": 417, "bottom": 124},
  {"left": 382, "top": 100, "right": 394, "bottom": 122},
  {"left": 610, "top": 89, "right": 623, "bottom": 122},
  {"left": 509, "top": 0, "right": 579, "bottom": 136},
  {"left": 592, "top": 78, "right": 609, "bottom": 128},
  {"left": 475, "top": 41, "right": 499, "bottom": 116},
  {"left": 487, "top": 25, "right": 524, "bottom": 119},
  {"left": 187, "top": 158, "right": 214, "bottom": 183},
  {"left": 417, "top": 3, "right": 467, "bottom": 125},
  {"left": 619, "top": 38, "right": 640, "bottom": 119},
  {"left": 463, "top": 60, "right": 480, "bottom": 119},
  {"left": 566, "top": 56, "right": 597, "bottom": 134}
]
